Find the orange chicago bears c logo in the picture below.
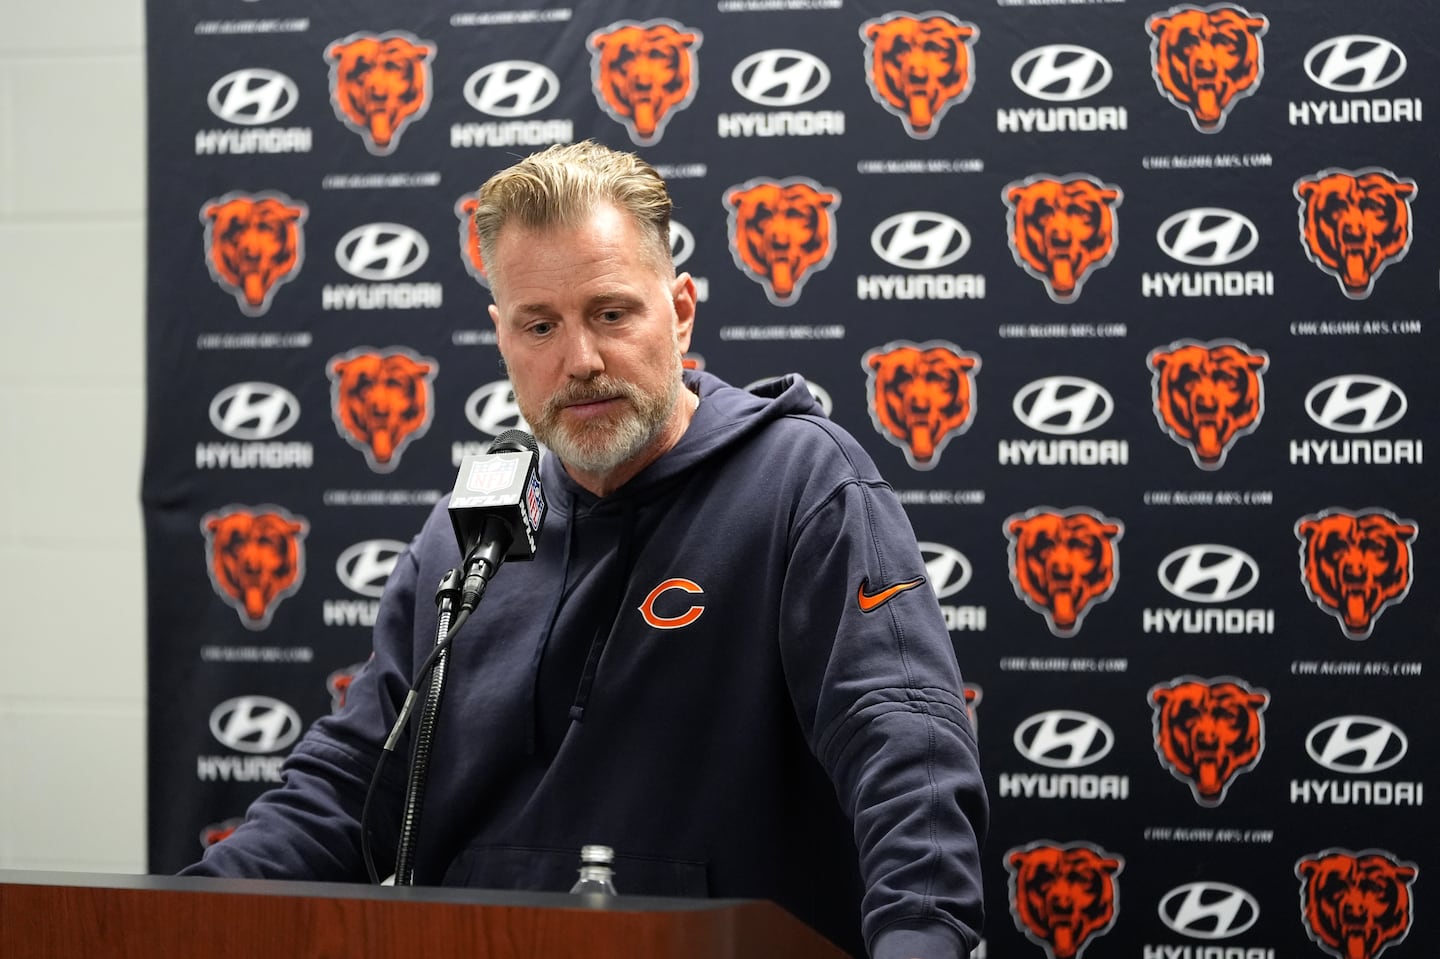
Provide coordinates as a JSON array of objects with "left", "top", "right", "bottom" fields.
[
  {"left": 1295, "top": 508, "right": 1417, "bottom": 640},
  {"left": 328, "top": 347, "right": 438, "bottom": 473},
  {"left": 200, "top": 192, "right": 307, "bottom": 317},
  {"left": 639, "top": 578, "right": 705, "bottom": 629},
  {"left": 1147, "top": 4, "right": 1268, "bottom": 133},
  {"left": 860, "top": 12, "right": 979, "bottom": 140},
  {"left": 202, "top": 506, "right": 309, "bottom": 630},
  {"left": 1148, "top": 338, "right": 1268, "bottom": 470},
  {"left": 1296, "top": 850, "right": 1418, "bottom": 959},
  {"left": 1005, "top": 508, "right": 1123, "bottom": 637},
  {"left": 1004, "top": 175, "right": 1121, "bottom": 303},
  {"left": 1150, "top": 675, "right": 1268, "bottom": 806},
  {"left": 589, "top": 19, "right": 701, "bottom": 146},
  {"left": 1295, "top": 169, "right": 1417, "bottom": 300},
  {"left": 455, "top": 191, "right": 489, "bottom": 289},
  {"left": 1006, "top": 841, "right": 1123, "bottom": 959},
  {"left": 863, "top": 340, "right": 980, "bottom": 471},
  {"left": 725, "top": 178, "right": 840, "bottom": 306},
  {"left": 326, "top": 31, "right": 435, "bottom": 155}
]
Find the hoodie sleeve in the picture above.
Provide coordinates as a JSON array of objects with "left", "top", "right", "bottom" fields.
[
  {"left": 779, "top": 467, "right": 988, "bottom": 959},
  {"left": 179, "top": 541, "right": 421, "bottom": 881}
]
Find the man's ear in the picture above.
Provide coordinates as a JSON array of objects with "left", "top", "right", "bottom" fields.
[{"left": 672, "top": 272, "right": 697, "bottom": 353}]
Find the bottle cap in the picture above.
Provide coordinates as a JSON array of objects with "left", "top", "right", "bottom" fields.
[{"left": 579, "top": 844, "right": 615, "bottom": 864}]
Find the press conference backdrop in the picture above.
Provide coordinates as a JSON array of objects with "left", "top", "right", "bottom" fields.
[{"left": 144, "top": 1, "right": 1434, "bottom": 955}]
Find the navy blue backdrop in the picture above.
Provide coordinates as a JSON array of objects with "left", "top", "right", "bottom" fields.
[{"left": 145, "top": 2, "right": 1435, "bottom": 956}]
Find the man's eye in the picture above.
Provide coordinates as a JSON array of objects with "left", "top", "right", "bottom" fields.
[{"left": 528, "top": 322, "right": 553, "bottom": 336}]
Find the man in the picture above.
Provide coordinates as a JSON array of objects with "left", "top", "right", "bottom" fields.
[{"left": 184, "top": 141, "right": 988, "bottom": 959}]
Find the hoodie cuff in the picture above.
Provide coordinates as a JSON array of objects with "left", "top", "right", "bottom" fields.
[{"left": 870, "top": 920, "right": 968, "bottom": 959}]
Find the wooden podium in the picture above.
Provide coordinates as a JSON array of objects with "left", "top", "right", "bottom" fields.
[{"left": 0, "top": 870, "right": 851, "bottom": 959}]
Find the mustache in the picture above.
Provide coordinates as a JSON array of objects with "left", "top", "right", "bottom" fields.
[{"left": 542, "top": 375, "right": 639, "bottom": 416}]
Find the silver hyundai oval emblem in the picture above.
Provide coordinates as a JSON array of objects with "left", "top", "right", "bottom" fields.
[
  {"left": 1013, "top": 710, "right": 1114, "bottom": 768},
  {"left": 670, "top": 219, "right": 695, "bottom": 268},
  {"left": 465, "top": 381, "right": 529, "bottom": 436},
  {"left": 1158, "top": 882, "right": 1260, "bottom": 939},
  {"left": 871, "top": 212, "right": 970, "bottom": 270},
  {"left": 209, "top": 695, "right": 302, "bottom": 754},
  {"left": 1011, "top": 45, "right": 1112, "bottom": 102},
  {"left": 208, "top": 68, "right": 299, "bottom": 125},
  {"left": 1304, "top": 375, "right": 1406, "bottom": 434},
  {"left": 335, "top": 539, "right": 408, "bottom": 598},
  {"left": 1012, "top": 376, "right": 1113, "bottom": 435},
  {"left": 732, "top": 49, "right": 830, "bottom": 107},
  {"left": 335, "top": 223, "right": 429, "bottom": 281},
  {"left": 918, "top": 542, "right": 973, "bottom": 599},
  {"left": 1157, "top": 544, "right": 1259, "bottom": 604},
  {"left": 1156, "top": 208, "right": 1258, "bottom": 267},
  {"left": 209, "top": 382, "right": 301, "bottom": 440},
  {"left": 463, "top": 60, "right": 561, "bottom": 117},
  {"left": 1305, "top": 716, "right": 1407, "bottom": 774},
  {"left": 1304, "top": 35, "right": 1406, "bottom": 93}
]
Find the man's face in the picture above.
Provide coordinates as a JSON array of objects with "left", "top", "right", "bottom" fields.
[{"left": 488, "top": 203, "right": 695, "bottom": 490}]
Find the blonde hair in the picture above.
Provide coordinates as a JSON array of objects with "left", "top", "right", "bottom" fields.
[{"left": 473, "top": 140, "right": 673, "bottom": 287}]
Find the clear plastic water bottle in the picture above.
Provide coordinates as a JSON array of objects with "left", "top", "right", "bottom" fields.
[{"left": 568, "top": 844, "right": 619, "bottom": 896}]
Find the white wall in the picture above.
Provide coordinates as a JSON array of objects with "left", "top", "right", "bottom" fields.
[{"left": 0, "top": 1, "right": 148, "bottom": 873}]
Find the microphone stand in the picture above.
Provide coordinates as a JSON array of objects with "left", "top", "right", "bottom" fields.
[{"left": 392, "top": 568, "right": 462, "bottom": 886}]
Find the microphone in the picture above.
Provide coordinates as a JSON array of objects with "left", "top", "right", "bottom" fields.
[{"left": 447, "top": 429, "right": 547, "bottom": 610}]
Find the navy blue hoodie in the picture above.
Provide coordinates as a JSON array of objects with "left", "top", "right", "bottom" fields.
[{"left": 186, "top": 370, "right": 988, "bottom": 959}]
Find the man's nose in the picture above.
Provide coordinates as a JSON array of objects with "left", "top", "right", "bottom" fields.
[{"left": 563, "top": 325, "right": 605, "bottom": 378}]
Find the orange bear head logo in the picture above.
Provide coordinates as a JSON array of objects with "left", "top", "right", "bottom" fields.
[
  {"left": 1005, "top": 508, "right": 1123, "bottom": 637},
  {"left": 1295, "top": 169, "right": 1417, "bottom": 300},
  {"left": 200, "top": 192, "right": 307, "bottom": 317},
  {"left": 1148, "top": 338, "right": 1268, "bottom": 469},
  {"left": 1150, "top": 676, "right": 1268, "bottom": 806},
  {"left": 589, "top": 19, "right": 702, "bottom": 146},
  {"left": 1147, "top": 4, "right": 1268, "bottom": 133},
  {"left": 1296, "top": 850, "right": 1418, "bottom": 959},
  {"left": 202, "top": 506, "right": 309, "bottom": 630},
  {"left": 1006, "top": 842, "right": 1123, "bottom": 959},
  {"left": 1004, "top": 175, "right": 1122, "bottom": 303},
  {"left": 1296, "top": 508, "right": 1416, "bottom": 640},
  {"left": 455, "top": 192, "right": 489, "bottom": 289},
  {"left": 326, "top": 32, "right": 435, "bottom": 155},
  {"left": 327, "top": 661, "right": 367, "bottom": 713},
  {"left": 328, "top": 348, "right": 438, "bottom": 473},
  {"left": 725, "top": 178, "right": 840, "bottom": 306},
  {"left": 863, "top": 341, "right": 980, "bottom": 470},
  {"left": 860, "top": 13, "right": 979, "bottom": 139}
]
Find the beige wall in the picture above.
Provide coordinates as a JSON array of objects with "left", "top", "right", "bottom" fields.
[{"left": 0, "top": 1, "right": 148, "bottom": 872}]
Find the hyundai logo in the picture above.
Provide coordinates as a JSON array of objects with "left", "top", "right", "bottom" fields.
[
  {"left": 209, "top": 695, "right": 302, "bottom": 754},
  {"left": 1306, "top": 716, "right": 1407, "bottom": 774},
  {"left": 335, "top": 223, "right": 428, "bottom": 281},
  {"left": 871, "top": 212, "right": 970, "bottom": 270},
  {"left": 1158, "top": 882, "right": 1260, "bottom": 939},
  {"left": 208, "top": 68, "right": 298, "bottom": 126},
  {"left": 918, "top": 542, "right": 972, "bottom": 599},
  {"left": 670, "top": 219, "right": 695, "bottom": 268},
  {"left": 1157, "top": 545, "right": 1259, "bottom": 604},
  {"left": 743, "top": 377, "right": 833, "bottom": 417},
  {"left": 463, "top": 60, "right": 561, "bottom": 117},
  {"left": 1304, "top": 36, "right": 1406, "bottom": 93},
  {"left": 1011, "top": 45, "right": 1112, "bottom": 102},
  {"left": 1305, "top": 375, "right": 1407, "bottom": 434},
  {"left": 1013, "top": 377, "right": 1113, "bottom": 435},
  {"left": 1157, "top": 208, "right": 1258, "bottom": 267},
  {"left": 732, "top": 49, "right": 830, "bottom": 107},
  {"left": 1014, "top": 710, "right": 1114, "bottom": 768},
  {"left": 209, "top": 382, "right": 300, "bottom": 440},
  {"left": 335, "top": 539, "right": 408, "bottom": 598},
  {"left": 464, "top": 381, "right": 529, "bottom": 436}
]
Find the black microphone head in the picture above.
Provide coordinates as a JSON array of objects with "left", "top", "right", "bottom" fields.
[{"left": 489, "top": 429, "right": 538, "bottom": 456}]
